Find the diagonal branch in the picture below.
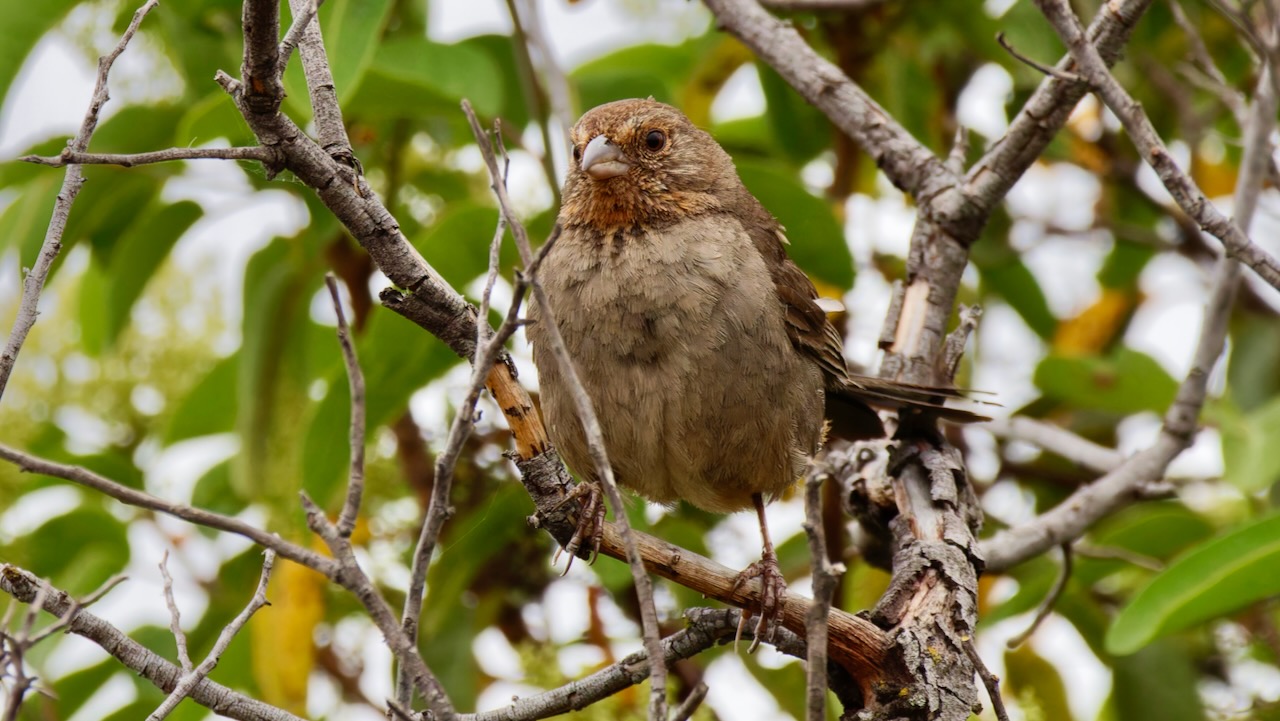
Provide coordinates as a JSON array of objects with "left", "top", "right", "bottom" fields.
[
  {"left": 1033, "top": 0, "right": 1280, "bottom": 291},
  {"left": 0, "top": 0, "right": 159, "bottom": 404},
  {"left": 983, "top": 48, "right": 1278, "bottom": 570}
]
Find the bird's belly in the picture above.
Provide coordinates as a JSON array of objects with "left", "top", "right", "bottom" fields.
[{"left": 532, "top": 217, "right": 825, "bottom": 513}]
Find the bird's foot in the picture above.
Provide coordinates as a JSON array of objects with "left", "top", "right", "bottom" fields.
[
  {"left": 731, "top": 549, "right": 787, "bottom": 654},
  {"left": 551, "top": 480, "right": 605, "bottom": 575}
]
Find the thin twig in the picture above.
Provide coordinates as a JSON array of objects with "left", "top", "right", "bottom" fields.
[
  {"left": 326, "top": 275, "right": 367, "bottom": 538},
  {"left": 670, "top": 683, "right": 709, "bottom": 721},
  {"left": 987, "top": 416, "right": 1124, "bottom": 474},
  {"left": 19, "top": 146, "right": 276, "bottom": 168},
  {"left": 962, "top": 638, "right": 1012, "bottom": 721},
  {"left": 278, "top": 0, "right": 323, "bottom": 74},
  {"left": 393, "top": 123, "right": 516, "bottom": 710},
  {"left": 0, "top": 0, "right": 159, "bottom": 404},
  {"left": 159, "top": 552, "right": 194, "bottom": 672},
  {"left": 996, "top": 31, "right": 1085, "bottom": 82},
  {"left": 146, "top": 551, "right": 276, "bottom": 721},
  {"left": 1007, "top": 544, "right": 1073, "bottom": 648},
  {"left": 512, "top": 0, "right": 574, "bottom": 158},
  {"left": 503, "top": 0, "right": 563, "bottom": 200},
  {"left": 0, "top": 442, "right": 337, "bottom": 573},
  {"left": 461, "top": 98, "right": 668, "bottom": 721},
  {"left": 801, "top": 465, "right": 843, "bottom": 721}
]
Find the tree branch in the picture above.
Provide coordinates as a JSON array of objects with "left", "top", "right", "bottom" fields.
[
  {"left": 0, "top": 0, "right": 158, "bottom": 404},
  {"left": 325, "top": 275, "right": 366, "bottom": 538},
  {"left": 0, "top": 565, "right": 304, "bottom": 721},
  {"left": 1033, "top": 0, "right": 1280, "bottom": 291},
  {"left": 19, "top": 146, "right": 277, "bottom": 168}
]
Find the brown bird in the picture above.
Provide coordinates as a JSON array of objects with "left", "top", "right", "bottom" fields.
[{"left": 527, "top": 98, "right": 975, "bottom": 645}]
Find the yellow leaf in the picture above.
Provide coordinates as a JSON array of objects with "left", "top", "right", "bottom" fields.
[
  {"left": 251, "top": 558, "right": 326, "bottom": 714},
  {"left": 1052, "top": 288, "right": 1134, "bottom": 356}
]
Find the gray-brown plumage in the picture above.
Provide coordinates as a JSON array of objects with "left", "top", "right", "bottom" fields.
[{"left": 527, "top": 98, "right": 972, "bottom": 643}]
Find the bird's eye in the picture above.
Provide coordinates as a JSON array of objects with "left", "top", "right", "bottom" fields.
[
  {"left": 572, "top": 145, "right": 581, "bottom": 162},
  {"left": 644, "top": 129, "right": 666, "bottom": 151}
]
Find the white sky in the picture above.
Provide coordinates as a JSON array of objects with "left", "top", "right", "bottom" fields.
[{"left": 3, "top": 1, "right": 1274, "bottom": 719}]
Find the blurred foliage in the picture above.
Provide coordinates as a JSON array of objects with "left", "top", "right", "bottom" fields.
[{"left": 2, "top": 0, "right": 1280, "bottom": 720}]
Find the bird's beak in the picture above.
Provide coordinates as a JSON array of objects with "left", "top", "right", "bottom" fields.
[{"left": 580, "top": 135, "right": 631, "bottom": 180}]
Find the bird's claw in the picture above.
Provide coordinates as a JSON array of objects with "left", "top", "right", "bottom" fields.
[
  {"left": 731, "top": 550, "right": 787, "bottom": 654},
  {"left": 551, "top": 480, "right": 605, "bottom": 575}
]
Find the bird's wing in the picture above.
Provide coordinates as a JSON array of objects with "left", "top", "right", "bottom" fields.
[
  {"left": 730, "top": 190, "right": 991, "bottom": 425},
  {"left": 732, "top": 192, "right": 851, "bottom": 383}
]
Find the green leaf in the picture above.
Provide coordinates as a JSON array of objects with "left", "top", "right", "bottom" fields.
[
  {"left": 1219, "top": 397, "right": 1280, "bottom": 492},
  {"left": 735, "top": 158, "right": 854, "bottom": 290},
  {"left": 78, "top": 258, "right": 110, "bottom": 356},
  {"left": 175, "top": 91, "right": 255, "bottom": 147},
  {"left": 57, "top": 169, "right": 162, "bottom": 269},
  {"left": 1034, "top": 348, "right": 1177, "bottom": 414},
  {"left": 410, "top": 204, "right": 500, "bottom": 289},
  {"left": 0, "top": 173, "right": 58, "bottom": 257},
  {"left": 1106, "top": 514, "right": 1280, "bottom": 655},
  {"left": 0, "top": 0, "right": 78, "bottom": 105},
  {"left": 165, "top": 353, "right": 239, "bottom": 443},
  {"left": 300, "top": 308, "right": 458, "bottom": 505},
  {"left": 103, "top": 200, "right": 202, "bottom": 346},
  {"left": 363, "top": 36, "right": 501, "bottom": 117},
  {"left": 1004, "top": 645, "right": 1073, "bottom": 721},
  {"left": 978, "top": 259, "right": 1057, "bottom": 339},
  {"left": 26, "top": 507, "right": 129, "bottom": 591},
  {"left": 1077, "top": 501, "right": 1213, "bottom": 585},
  {"left": 758, "top": 63, "right": 830, "bottom": 164},
  {"left": 1108, "top": 641, "right": 1206, "bottom": 721}
]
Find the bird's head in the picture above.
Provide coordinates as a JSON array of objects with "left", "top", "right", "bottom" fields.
[{"left": 559, "top": 98, "right": 737, "bottom": 231}]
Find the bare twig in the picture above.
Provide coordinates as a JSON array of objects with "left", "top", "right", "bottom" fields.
[
  {"left": 503, "top": 0, "right": 563, "bottom": 198},
  {"left": 0, "top": 0, "right": 159, "bottom": 404},
  {"left": 393, "top": 124, "right": 519, "bottom": 710},
  {"left": 512, "top": 0, "right": 574, "bottom": 155},
  {"left": 996, "top": 31, "right": 1085, "bottom": 82},
  {"left": 987, "top": 416, "right": 1124, "bottom": 474},
  {"left": 20, "top": 146, "right": 277, "bottom": 168},
  {"left": 0, "top": 565, "right": 303, "bottom": 721},
  {"left": 278, "top": 0, "right": 323, "bottom": 73},
  {"left": 284, "top": 0, "right": 358, "bottom": 170},
  {"left": 0, "top": 443, "right": 337, "bottom": 574},
  {"left": 1075, "top": 544, "right": 1164, "bottom": 570},
  {"left": 670, "top": 683, "right": 709, "bottom": 721},
  {"left": 159, "top": 552, "right": 194, "bottom": 672},
  {"left": 460, "top": 99, "right": 668, "bottom": 721},
  {"left": 326, "top": 275, "right": 367, "bottom": 538},
  {"left": 801, "top": 465, "right": 844, "bottom": 721},
  {"left": 1007, "top": 544, "right": 1073, "bottom": 648},
  {"left": 1033, "top": 0, "right": 1280, "bottom": 291},
  {"left": 146, "top": 551, "right": 276, "bottom": 721},
  {"left": 962, "top": 638, "right": 1011, "bottom": 721},
  {"left": 1169, "top": 0, "right": 1247, "bottom": 123},
  {"left": 455, "top": 607, "right": 804, "bottom": 721}
]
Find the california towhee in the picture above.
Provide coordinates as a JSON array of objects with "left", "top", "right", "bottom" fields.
[{"left": 528, "top": 98, "right": 975, "bottom": 645}]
